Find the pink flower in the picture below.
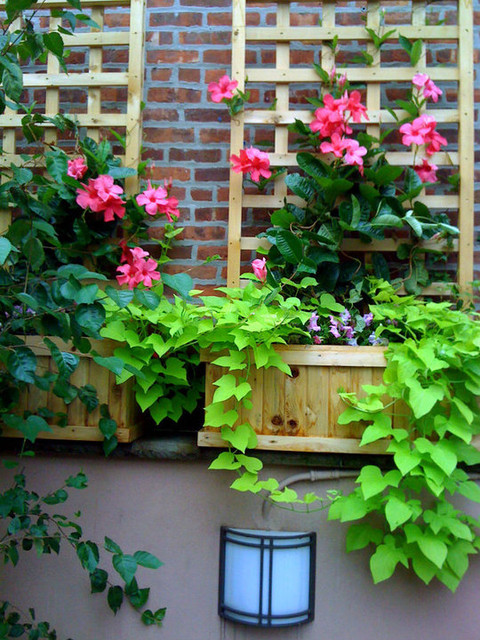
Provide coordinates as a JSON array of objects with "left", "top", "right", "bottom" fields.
[
  {"left": 136, "top": 181, "right": 168, "bottom": 215},
  {"left": 343, "top": 139, "right": 367, "bottom": 175},
  {"left": 338, "top": 74, "right": 347, "bottom": 90},
  {"left": 230, "top": 147, "right": 271, "bottom": 183},
  {"left": 412, "top": 73, "right": 429, "bottom": 90},
  {"left": 76, "top": 175, "right": 126, "bottom": 222},
  {"left": 320, "top": 133, "right": 347, "bottom": 158},
  {"left": 414, "top": 158, "right": 438, "bottom": 183},
  {"left": 345, "top": 90, "right": 369, "bottom": 123},
  {"left": 313, "top": 336, "right": 323, "bottom": 345},
  {"left": 207, "top": 75, "right": 238, "bottom": 103},
  {"left": 329, "top": 316, "right": 341, "bottom": 339},
  {"left": 308, "top": 312, "right": 320, "bottom": 332},
  {"left": 400, "top": 115, "right": 447, "bottom": 156},
  {"left": 423, "top": 79, "right": 442, "bottom": 103},
  {"left": 310, "top": 94, "right": 350, "bottom": 139},
  {"left": 67, "top": 157, "right": 87, "bottom": 180},
  {"left": 116, "top": 247, "right": 161, "bottom": 289},
  {"left": 251, "top": 257, "right": 267, "bottom": 283}
]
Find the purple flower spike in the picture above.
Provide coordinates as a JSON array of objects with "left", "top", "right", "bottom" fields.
[
  {"left": 363, "top": 312, "right": 374, "bottom": 327},
  {"left": 340, "top": 309, "right": 351, "bottom": 324}
]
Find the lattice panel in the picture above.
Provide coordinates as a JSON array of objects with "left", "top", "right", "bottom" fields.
[
  {"left": 0, "top": 0, "right": 145, "bottom": 231},
  {"left": 227, "top": 0, "right": 474, "bottom": 294}
]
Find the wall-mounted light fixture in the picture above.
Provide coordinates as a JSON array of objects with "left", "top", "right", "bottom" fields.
[{"left": 218, "top": 527, "right": 316, "bottom": 627}]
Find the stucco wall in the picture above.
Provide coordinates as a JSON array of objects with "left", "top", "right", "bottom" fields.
[{"left": 1, "top": 454, "right": 479, "bottom": 640}]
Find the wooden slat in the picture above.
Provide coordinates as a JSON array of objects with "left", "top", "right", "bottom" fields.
[
  {"left": 0, "top": 0, "right": 131, "bottom": 6},
  {"left": 87, "top": 6, "right": 104, "bottom": 142},
  {"left": 457, "top": 0, "right": 475, "bottom": 290},
  {"left": 243, "top": 109, "right": 460, "bottom": 125},
  {"left": 197, "top": 430, "right": 389, "bottom": 454},
  {"left": 245, "top": 26, "right": 459, "bottom": 41},
  {"left": 242, "top": 194, "right": 459, "bottom": 209},
  {"left": 0, "top": 114, "right": 129, "bottom": 127},
  {"left": 245, "top": 68, "right": 459, "bottom": 83},
  {"left": 22, "top": 73, "right": 129, "bottom": 87},
  {"left": 62, "top": 33, "right": 130, "bottom": 46},
  {"left": 227, "top": 0, "right": 247, "bottom": 287}
]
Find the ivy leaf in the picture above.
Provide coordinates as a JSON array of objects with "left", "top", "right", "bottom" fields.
[
  {"left": 209, "top": 451, "right": 242, "bottom": 470},
  {"left": 417, "top": 534, "right": 447, "bottom": 569},
  {"left": 385, "top": 497, "right": 413, "bottom": 531},
  {"left": 370, "top": 542, "right": 407, "bottom": 583},
  {"left": 221, "top": 424, "right": 257, "bottom": 453},
  {"left": 133, "top": 550, "right": 163, "bottom": 569},
  {"left": 112, "top": 554, "right": 138, "bottom": 585},
  {"left": 90, "top": 568, "right": 108, "bottom": 594},
  {"left": 107, "top": 586, "right": 124, "bottom": 615},
  {"left": 345, "top": 523, "right": 384, "bottom": 551}
]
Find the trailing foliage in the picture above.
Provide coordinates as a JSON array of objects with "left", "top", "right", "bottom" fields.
[{"left": 0, "top": 463, "right": 165, "bottom": 635}]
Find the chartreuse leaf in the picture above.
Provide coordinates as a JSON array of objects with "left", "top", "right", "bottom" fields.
[
  {"left": 417, "top": 534, "right": 447, "bottom": 569},
  {"left": 212, "top": 351, "right": 247, "bottom": 370},
  {"left": 209, "top": 452, "right": 242, "bottom": 470},
  {"left": 204, "top": 402, "right": 238, "bottom": 428},
  {"left": 230, "top": 471, "right": 258, "bottom": 492},
  {"left": 345, "top": 523, "right": 384, "bottom": 552},
  {"left": 328, "top": 491, "right": 368, "bottom": 522},
  {"left": 385, "top": 496, "right": 413, "bottom": 531},
  {"left": 221, "top": 424, "right": 257, "bottom": 453},
  {"left": 370, "top": 539, "right": 408, "bottom": 584}
]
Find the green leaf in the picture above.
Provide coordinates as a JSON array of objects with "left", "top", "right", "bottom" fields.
[
  {"left": 1, "top": 61, "right": 23, "bottom": 102},
  {"left": 75, "top": 302, "right": 106, "bottom": 335},
  {"left": 345, "top": 523, "right": 384, "bottom": 551},
  {"left": 76, "top": 541, "right": 99, "bottom": 572},
  {"left": 93, "top": 356, "right": 124, "bottom": 377},
  {"left": 105, "top": 286, "right": 134, "bottom": 308},
  {"left": 90, "top": 568, "right": 108, "bottom": 594},
  {"left": 370, "top": 542, "right": 406, "bottom": 583},
  {"left": 46, "top": 150, "right": 68, "bottom": 182},
  {"left": 104, "top": 536, "right": 122, "bottom": 554},
  {"left": 276, "top": 229, "right": 303, "bottom": 264},
  {"left": 0, "top": 237, "right": 13, "bottom": 264},
  {"left": 43, "top": 31, "right": 64, "bottom": 57},
  {"left": 112, "top": 554, "right": 138, "bottom": 585},
  {"left": 7, "top": 346, "right": 37, "bottom": 383},
  {"left": 133, "top": 550, "right": 163, "bottom": 569},
  {"left": 141, "top": 608, "right": 166, "bottom": 626},
  {"left": 209, "top": 451, "right": 242, "bottom": 470},
  {"left": 385, "top": 497, "right": 412, "bottom": 531},
  {"left": 133, "top": 288, "right": 161, "bottom": 310},
  {"left": 417, "top": 534, "right": 447, "bottom": 569},
  {"left": 410, "top": 39, "right": 423, "bottom": 66},
  {"left": 161, "top": 272, "right": 193, "bottom": 300},
  {"left": 107, "top": 586, "right": 124, "bottom": 615},
  {"left": 221, "top": 424, "right": 257, "bottom": 453}
]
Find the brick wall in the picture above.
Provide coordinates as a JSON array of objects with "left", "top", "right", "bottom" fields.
[{"left": 140, "top": 0, "right": 480, "bottom": 293}]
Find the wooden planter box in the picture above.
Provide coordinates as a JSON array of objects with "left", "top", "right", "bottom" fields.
[
  {"left": 198, "top": 345, "right": 401, "bottom": 454},
  {"left": 1, "top": 337, "right": 142, "bottom": 443}
]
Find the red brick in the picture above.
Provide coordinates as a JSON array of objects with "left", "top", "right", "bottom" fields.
[
  {"left": 147, "top": 88, "right": 202, "bottom": 103},
  {"left": 147, "top": 50, "right": 199, "bottom": 64},
  {"left": 105, "top": 12, "right": 130, "bottom": 28},
  {"left": 142, "top": 108, "right": 180, "bottom": 122},
  {"left": 194, "top": 168, "right": 229, "bottom": 182},
  {"left": 143, "top": 128, "right": 195, "bottom": 143},
  {"left": 184, "top": 226, "right": 226, "bottom": 240},
  {"left": 203, "top": 49, "right": 232, "bottom": 64},
  {"left": 150, "top": 167, "right": 191, "bottom": 182},
  {"left": 207, "top": 12, "right": 231, "bottom": 26},
  {"left": 180, "top": 0, "right": 230, "bottom": 6},
  {"left": 147, "top": 0, "right": 175, "bottom": 6},
  {"left": 217, "top": 187, "right": 230, "bottom": 202},
  {"left": 170, "top": 148, "right": 222, "bottom": 162},
  {"left": 197, "top": 245, "right": 228, "bottom": 260},
  {"left": 149, "top": 12, "right": 203, "bottom": 26},
  {"left": 199, "top": 128, "right": 231, "bottom": 144},
  {"left": 179, "top": 68, "right": 201, "bottom": 82},
  {"left": 185, "top": 108, "right": 230, "bottom": 123},
  {"left": 164, "top": 264, "right": 218, "bottom": 279},
  {"left": 151, "top": 69, "right": 173, "bottom": 82},
  {"left": 179, "top": 31, "right": 230, "bottom": 45},
  {"left": 191, "top": 188, "right": 213, "bottom": 201},
  {"left": 196, "top": 207, "right": 229, "bottom": 221}
]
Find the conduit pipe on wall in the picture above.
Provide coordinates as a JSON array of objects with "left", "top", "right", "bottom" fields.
[
  {"left": 262, "top": 469, "right": 358, "bottom": 519},
  {"left": 261, "top": 470, "right": 480, "bottom": 519}
]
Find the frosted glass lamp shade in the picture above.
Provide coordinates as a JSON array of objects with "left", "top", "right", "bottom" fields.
[{"left": 218, "top": 527, "right": 316, "bottom": 627}]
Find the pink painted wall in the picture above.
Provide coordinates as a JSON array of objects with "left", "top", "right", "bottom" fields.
[{"left": 1, "top": 455, "right": 479, "bottom": 640}]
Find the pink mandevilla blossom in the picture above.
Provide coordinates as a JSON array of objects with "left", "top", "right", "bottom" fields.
[
  {"left": 346, "top": 90, "right": 369, "bottom": 123},
  {"left": 76, "top": 175, "right": 126, "bottom": 222},
  {"left": 207, "top": 75, "right": 238, "bottom": 103},
  {"left": 230, "top": 147, "right": 271, "bottom": 183},
  {"left": 399, "top": 115, "right": 446, "bottom": 156},
  {"left": 412, "top": 73, "right": 429, "bottom": 90},
  {"left": 310, "top": 94, "right": 350, "bottom": 139},
  {"left": 136, "top": 181, "right": 168, "bottom": 215},
  {"left": 67, "top": 157, "right": 87, "bottom": 180},
  {"left": 320, "top": 133, "right": 347, "bottom": 158},
  {"left": 423, "top": 79, "right": 442, "bottom": 103},
  {"left": 414, "top": 158, "right": 438, "bottom": 183},
  {"left": 116, "top": 247, "right": 161, "bottom": 289},
  {"left": 343, "top": 139, "right": 367, "bottom": 175},
  {"left": 251, "top": 257, "right": 267, "bottom": 283}
]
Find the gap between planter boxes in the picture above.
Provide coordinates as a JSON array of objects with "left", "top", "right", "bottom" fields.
[
  {"left": 198, "top": 345, "right": 401, "bottom": 455},
  {"left": 1, "top": 337, "right": 142, "bottom": 443}
]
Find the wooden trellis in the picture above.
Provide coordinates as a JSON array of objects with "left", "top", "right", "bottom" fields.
[
  {"left": 226, "top": 0, "right": 474, "bottom": 294},
  {"left": 0, "top": 0, "right": 145, "bottom": 233}
]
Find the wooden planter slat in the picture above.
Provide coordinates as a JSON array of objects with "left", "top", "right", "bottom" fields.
[
  {"left": 226, "top": 0, "right": 474, "bottom": 294},
  {"left": 1, "top": 338, "right": 141, "bottom": 443},
  {"left": 198, "top": 346, "right": 395, "bottom": 454}
]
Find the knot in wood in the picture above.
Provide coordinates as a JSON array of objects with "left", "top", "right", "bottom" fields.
[
  {"left": 290, "top": 366, "right": 300, "bottom": 378},
  {"left": 271, "top": 414, "right": 283, "bottom": 426}
]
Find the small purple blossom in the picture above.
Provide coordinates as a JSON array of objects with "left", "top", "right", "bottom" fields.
[
  {"left": 368, "top": 332, "right": 381, "bottom": 345},
  {"left": 347, "top": 338, "right": 358, "bottom": 346},
  {"left": 329, "top": 315, "right": 341, "bottom": 339},
  {"left": 340, "top": 309, "right": 351, "bottom": 324},
  {"left": 308, "top": 312, "right": 320, "bottom": 332},
  {"left": 363, "top": 312, "right": 373, "bottom": 327},
  {"left": 342, "top": 325, "right": 355, "bottom": 339}
]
